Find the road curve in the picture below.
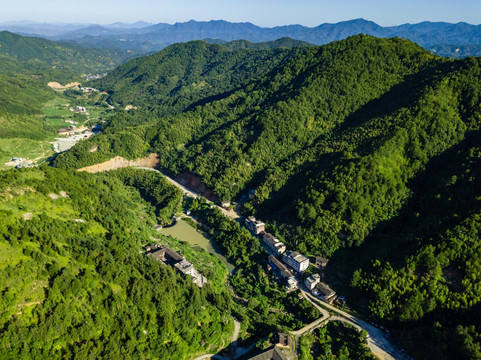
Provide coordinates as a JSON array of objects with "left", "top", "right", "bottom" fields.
[
  {"left": 135, "top": 166, "right": 408, "bottom": 360},
  {"left": 303, "top": 293, "right": 410, "bottom": 360}
]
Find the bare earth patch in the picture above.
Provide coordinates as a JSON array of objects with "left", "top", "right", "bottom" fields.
[
  {"left": 23, "top": 212, "right": 33, "bottom": 220},
  {"left": 78, "top": 153, "right": 161, "bottom": 173},
  {"left": 47, "top": 81, "right": 82, "bottom": 91}
]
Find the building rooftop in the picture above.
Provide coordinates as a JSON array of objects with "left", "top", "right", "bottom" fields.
[
  {"left": 263, "top": 233, "right": 285, "bottom": 249},
  {"left": 247, "top": 346, "right": 288, "bottom": 360},
  {"left": 316, "top": 282, "right": 336, "bottom": 297},
  {"left": 275, "top": 333, "right": 292, "bottom": 348},
  {"left": 306, "top": 274, "right": 321, "bottom": 283},
  {"left": 269, "top": 255, "right": 294, "bottom": 279},
  {"left": 247, "top": 216, "right": 265, "bottom": 226},
  {"left": 174, "top": 260, "right": 194, "bottom": 274},
  {"left": 286, "top": 251, "right": 309, "bottom": 264}
]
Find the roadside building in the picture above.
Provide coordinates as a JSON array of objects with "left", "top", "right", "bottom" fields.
[
  {"left": 221, "top": 201, "right": 230, "bottom": 209},
  {"left": 283, "top": 251, "right": 309, "bottom": 273},
  {"left": 313, "top": 282, "right": 337, "bottom": 303},
  {"left": 304, "top": 273, "right": 321, "bottom": 291},
  {"left": 268, "top": 255, "right": 297, "bottom": 290},
  {"left": 246, "top": 346, "right": 288, "bottom": 360},
  {"left": 174, "top": 259, "right": 196, "bottom": 276},
  {"left": 261, "top": 232, "right": 286, "bottom": 255},
  {"left": 57, "top": 128, "right": 72, "bottom": 135},
  {"left": 245, "top": 216, "right": 265, "bottom": 235},
  {"left": 274, "top": 333, "right": 292, "bottom": 349}
]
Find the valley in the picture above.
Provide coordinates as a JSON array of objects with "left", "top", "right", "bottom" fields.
[{"left": 1, "top": 22, "right": 481, "bottom": 360}]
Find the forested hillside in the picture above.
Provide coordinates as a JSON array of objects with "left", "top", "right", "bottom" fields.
[
  {"left": 0, "top": 31, "right": 130, "bottom": 74},
  {"left": 92, "top": 40, "right": 308, "bottom": 116},
  {"left": 0, "top": 166, "right": 234, "bottom": 359},
  {"left": 53, "top": 34, "right": 481, "bottom": 358}
]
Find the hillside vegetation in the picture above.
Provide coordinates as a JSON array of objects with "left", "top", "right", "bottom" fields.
[
  {"left": 0, "top": 166, "right": 235, "bottom": 359},
  {"left": 0, "top": 31, "right": 130, "bottom": 75},
  {"left": 53, "top": 35, "right": 481, "bottom": 359},
  {"left": 93, "top": 40, "right": 308, "bottom": 116}
]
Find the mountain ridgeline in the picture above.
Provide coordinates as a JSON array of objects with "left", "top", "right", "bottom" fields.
[
  {"left": 5, "top": 19, "right": 481, "bottom": 57},
  {"left": 0, "top": 31, "right": 131, "bottom": 75},
  {"left": 54, "top": 35, "right": 481, "bottom": 359}
]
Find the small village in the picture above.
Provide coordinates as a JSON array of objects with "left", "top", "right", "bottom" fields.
[{"left": 245, "top": 216, "right": 337, "bottom": 304}]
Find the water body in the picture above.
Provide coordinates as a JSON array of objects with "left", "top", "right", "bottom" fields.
[{"left": 159, "top": 218, "right": 235, "bottom": 273}]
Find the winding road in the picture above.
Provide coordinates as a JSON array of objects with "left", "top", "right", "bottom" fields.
[
  {"left": 300, "top": 292, "right": 410, "bottom": 360},
  {"left": 138, "top": 166, "right": 410, "bottom": 360},
  {"left": 84, "top": 162, "right": 408, "bottom": 360}
]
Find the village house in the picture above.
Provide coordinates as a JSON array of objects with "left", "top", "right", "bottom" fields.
[
  {"left": 274, "top": 333, "right": 292, "bottom": 349},
  {"left": 245, "top": 216, "right": 265, "bottom": 235},
  {"left": 57, "top": 128, "right": 73, "bottom": 135},
  {"left": 304, "top": 273, "right": 321, "bottom": 291},
  {"left": 246, "top": 347, "right": 288, "bottom": 360},
  {"left": 313, "top": 282, "right": 337, "bottom": 303},
  {"left": 314, "top": 256, "right": 329, "bottom": 269},
  {"left": 283, "top": 251, "right": 309, "bottom": 273},
  {"left": 69, "top": 106, "right": 88, "bottom": 114},
  {"left": 268, "top": 255, "right": 297, "bottom": 290},
  {"left": 261, "top": 232, "right": 286, "bottom": 255},
  {"left": 221, "top": 201, "right": 230, "bottom": 209},
  {"left": 174, "top": 259, "right": 196, "bottom": 276},
  {"left": 146, "top": 244, "right": 207, "bottom": 287}
]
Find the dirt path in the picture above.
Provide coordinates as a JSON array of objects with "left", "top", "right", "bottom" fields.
[{"left": 78, "top": 154, "right": 160, "bottom": 173}]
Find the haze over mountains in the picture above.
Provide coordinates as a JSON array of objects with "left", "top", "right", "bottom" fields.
[{"left": 2, "top": 18, "right": 481, "bottom": 57}]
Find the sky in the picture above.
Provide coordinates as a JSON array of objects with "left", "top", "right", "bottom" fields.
[{"left": 1, "top": 0, "right": 481, "bottom": 27}]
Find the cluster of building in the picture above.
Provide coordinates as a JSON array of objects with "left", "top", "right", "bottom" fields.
[
  {"left": 245, "top": 216, "right": 336, "bottom": 302},
  {"left": 80, "top": 86, "right": 98, "bottom": 93},
  {"left": 304, "top": 273, "right": 336, "bottom": 303},
  {"left": 82, "top": 73, "right": 107, "bottom": 81},
  {"left": 69, "top": 106, "right": 88, "bottom": 115},
  {"left": 9, "top": 157, "right": 30, "bottom": 169},
  {"left": 145, "top": 244, "right": 207, "bottom": 287}
]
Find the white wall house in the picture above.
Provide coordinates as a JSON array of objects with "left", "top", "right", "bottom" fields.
[{"left": 283, "top": 251, "right": 309, "bottom": 273}]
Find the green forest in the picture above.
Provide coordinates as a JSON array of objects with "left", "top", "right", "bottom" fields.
[
  {"left": 0, "top": 31, "right": 132, "bottom": 75},
  {"left": 0, "top": 166, "right": 233, "bottom": 359},
  {"left": 2, "top": 30, "right": 481, "bottom": 359},
  {"left": 51, "top": 35, "right": 481, "bottom": 359}
]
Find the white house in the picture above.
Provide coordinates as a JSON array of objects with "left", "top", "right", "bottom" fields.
[
  {"left": 283, "top": 251, "right": 309, "bottom": 273},
  {"left": 261, "top": 232, "right": 286, "bottom": 255},
  {"left": 304, "top": 273, "right": 321, "bottom": 290}
]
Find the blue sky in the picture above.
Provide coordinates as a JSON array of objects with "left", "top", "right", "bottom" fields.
[{"left": 2, "top": 0, "right": 481, "bottom": 26}]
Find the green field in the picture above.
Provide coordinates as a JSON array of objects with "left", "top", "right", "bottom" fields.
[{"left": 0, "top": 138, "right": 53, "bottom": 168}]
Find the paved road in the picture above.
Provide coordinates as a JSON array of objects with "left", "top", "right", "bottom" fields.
[
  {"left": 302, "top": 292, "right": 410, "bottom": 360},
  {"left": 136, "top": 166, "right": 408, "bottom": 360},
  {"left": 292, "top": 290, "right": 330, "bottom": 336},
  {"left": 135, "top": 167, "right": 241, "bottom": 221}
]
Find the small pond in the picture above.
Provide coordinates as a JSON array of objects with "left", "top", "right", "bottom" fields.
[{"left": 159, "top": 218, "right": 235, "bottom": 273}]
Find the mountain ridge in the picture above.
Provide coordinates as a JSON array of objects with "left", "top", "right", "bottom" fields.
[{"left": 3, "top": 18, "right": 481, "bottom": 57}]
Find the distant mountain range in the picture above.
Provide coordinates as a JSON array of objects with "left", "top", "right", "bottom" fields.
[{"left": 1, "top": 19, "right": 481, "bottom": 57}]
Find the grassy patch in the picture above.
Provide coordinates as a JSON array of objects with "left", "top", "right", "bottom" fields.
[{"left": 0, "top": 138, "right": 54, "bottom": 168}]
